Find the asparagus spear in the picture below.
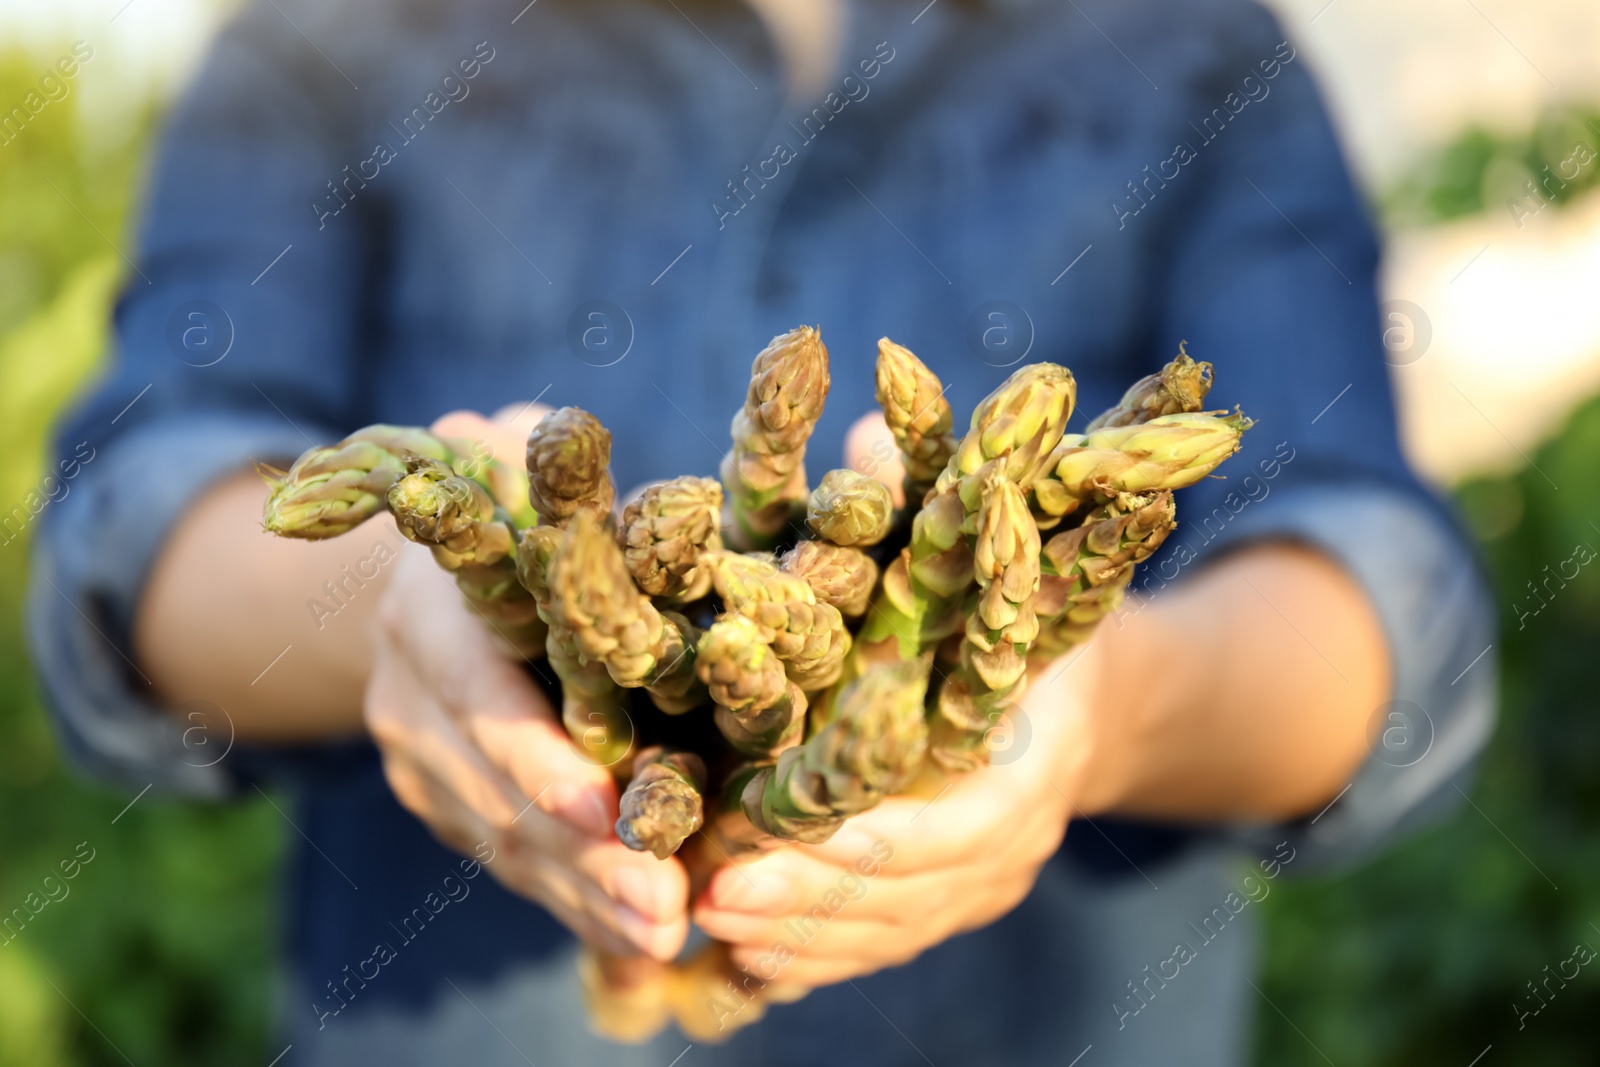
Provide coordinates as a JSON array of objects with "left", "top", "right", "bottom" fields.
[
  {"left": 615, "top": 746, "right": 707, "bottom": 859},
  {"left": 859, "top": 364, "right": 1075, "bottom": 661},
  {"left": 805, "top": 469, "right": 893, "bottom": 547},
  {"left": 929, "top": 469, "right": 1043, "bottom": 772},
  {"left": 386, "top": 455, "right": 546, "bottom": 659},
  {"left": 548, "top": 512, "right": 706, "bottom": 714},
  {"left": 741, "top": 658, "right": 930, "bottom": 843},
  {"left": 526, "top": 407, "right": 616, "bottom": 524},
  {"left": 937, "top": 363, "right": 1077, "bottom": 497},
  {"left": 669, "top": 940, "right": 774, "bottom": 1042},
  {"left": 1033, "top": 491, "right": 1177, "bottom": 657},
  {"left": 779, "top": 540, "right": 878, "bottom": 618},
  {"left": 874, "top": 338, "right": 957, "bottom": 507},
  {"left": 1083, "top": 342, "right": 1213, "bottom": 432},
  {"left": 703, "top": 551, "right": 851, "bottom": 693},
  {"left": 721, "top": 326, "right": 830, "bottom": 549},
  {"left": 1047, "top": 409, "right": 1252, "bottom": 503},
  {"left": 1029, "top": 346, "right": 1211, "bottom": 530},
  {"left": 514, "top": 406, "right": 640, "bottom": 762},
  {"left": 697, "top": 615, "right": 807, "bottom": 758},
  {"left": 263, "top": 425, "right": 491, "bottom": 539},
  {"left": 618, "top": 476, "right": 723, "bottom": 601},
  {"left": 783, "top": 469, "right": 890, "bottom": 619},
  {"left": 516, "top": 525, "right": 635, "bottom": 767}
]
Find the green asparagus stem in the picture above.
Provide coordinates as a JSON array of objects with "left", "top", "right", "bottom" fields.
[
  {"left": 516, "top": 524, "right": 634, "bottom": 768},
  {"left": 1048, "top": 409, "right": 1252, "bottom": 502},
  {"left": 549, "top": 511, "right": 706, "bottom": 714},
  {"left": 928, "top": 470, "right": 1043, "bottom": 772},
  {"left": 263, "top": 425, "right": 489, "bottom": 539},
  {"left": 858, "top": 364, "right": 1075, "bottom": 662},
  {"left": 1033, "top": 490, "right": 1177, "bottom": 657},
  {"left": 1083, "top": 342, "right": 1213, "bottom": 432}
]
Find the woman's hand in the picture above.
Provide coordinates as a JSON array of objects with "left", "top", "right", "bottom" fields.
[
  {"left": 363, "top": 406, "right": 690, "bottom": 961},
  {"left": 691, "top": 642, "right": 1108, "bottom": 996}
]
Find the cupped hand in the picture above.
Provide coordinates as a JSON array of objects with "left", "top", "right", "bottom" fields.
[
  {"left": 363, "top": 405, "right": 689, "bottom": 961},
  {"left": 691, "top": 639, "right": 1109, "bottom": 996}
]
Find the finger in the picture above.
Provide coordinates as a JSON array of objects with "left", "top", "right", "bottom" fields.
[
  {"left": 526, "top": 846, "right": 688, "bottom": 961},
  {"left": 763, "top": 983, "right": 815, "bottom": 1005},
  {"left": 696, "top": 844, "right": 948, "bottom": 926},
  {"left": 803, "top": 761, "right": 1071, "bottom": 877},
  {"left": 459, "top": 666, "right": 621, "bottom": 839},
  {"left": 482, "top": 843, "right": 640, "bottom": 957},
  {"left": 490, "top": 400, "right": 556, "bottom": 439},
  {"left": 720, "top": 916, "right": 913, "bottom": 962},
  {"left": 729, "top": 951, "right": 892, "bottom": 990},
  {"left": 366, "top": 641, "right": 526, "bottom": 828},
  {"left": 570, "top": 834, "right": 691, "bottom": 927},
  {"left": 382, "top": 554, "right": 618, "bottom": 835},
  {"left": 843, "top": 411, "right": 905, "bottom": 507},
  {"left": 698, "top": 857, "right": 803, "bottom": 916},
  {"left": 431, "top": 409, "right": 528, "bottom": 473},
  {"left": 474, "top": 827, "right": 674, "bottom": 958},
  {"left": 490, "top": 805, "right": 692, "bottom": 954},
  {"left": 382, "top": 758, "right": 656, "bottom": 959},
  {"left": 725, "top": 918, "right": 914, "bottom": 964},
  {"left": 697, "top": 852, "right": 957, "bottom": 931},
  {"left": 378, "top": 750, "right": 489, "bottom": 854}
]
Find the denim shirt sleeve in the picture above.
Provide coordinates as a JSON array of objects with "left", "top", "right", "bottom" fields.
[
  {"left": 26, "top": 3, "right": 367, "bottom": 795},
  {"left": 1124, "top": 15, "right": 1498, "bottom": 871},
  {"left": 1189, "top": 486, "right": 1495, "bottom": 873}
]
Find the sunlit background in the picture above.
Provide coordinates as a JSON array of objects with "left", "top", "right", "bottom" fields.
[{"left": 1, "top": 0, "right": 1597, "bottom": 1063}]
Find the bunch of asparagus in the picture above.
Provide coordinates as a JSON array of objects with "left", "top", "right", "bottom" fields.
[{"left": 261, "top": 328, "right": 1249, "bottom": 1040}]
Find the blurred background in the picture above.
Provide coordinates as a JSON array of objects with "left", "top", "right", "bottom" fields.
[{"left": 0, "top": 0, "right": 1596, "bottom": 1063}]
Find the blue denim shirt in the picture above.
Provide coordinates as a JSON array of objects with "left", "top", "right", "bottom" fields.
[{"left": 29, "top": 0, "right": 1495, "bottom": 1062}]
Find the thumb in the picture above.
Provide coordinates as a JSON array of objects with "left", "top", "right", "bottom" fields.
[
  {"left": 491, "top": 399, "right": 557, "bottom": 438},
  {"left": 459, "top": 654, "right": 624, "bottom": 840},
  {"left": 843, "top": 411, "right": 905, "bottom": 507},
  {"left": 431, "top": 409, "right": 532, "bottom": 473}
]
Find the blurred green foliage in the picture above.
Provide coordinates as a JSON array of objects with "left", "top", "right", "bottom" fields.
[
  {"left": 0, "top": 47, "right": 282, "bottom": 1067},
  {"left": 1384, "top": 103, "right": 1600, "bottom": 228},
  {"left": 1256, "top": 396, "right": 1600, "bottom": 1064},
  {"left": 1, "top": 30, "right": 1598, "bottom": 1067}
]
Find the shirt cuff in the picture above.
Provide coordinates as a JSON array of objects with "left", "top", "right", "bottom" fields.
[
  {"left": 1189, "top": 484, "right": 1498, "bottom": 872},
  {"left": 27, "top": 412, "right": 335, "bottom": 797}
]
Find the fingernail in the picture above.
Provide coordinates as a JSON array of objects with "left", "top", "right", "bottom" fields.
[
  {"left": 545, "top": 784, "right": 611, "bottom": 837},
  {"left": 611, "top": 866, "right": 658, "bottom": 920}
]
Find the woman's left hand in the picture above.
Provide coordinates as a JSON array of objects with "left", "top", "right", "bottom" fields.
[{"left": 692, "top": 640, "right": 1108, "bottom": 997}]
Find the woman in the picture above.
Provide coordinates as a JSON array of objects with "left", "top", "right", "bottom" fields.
[{"left": 30, "top": 0, "right": 1493, "bottom": 1062}]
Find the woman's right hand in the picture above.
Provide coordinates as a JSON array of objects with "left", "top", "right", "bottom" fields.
[{"left": 363, "top": 416, "right": 689, "bottom": 962}]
